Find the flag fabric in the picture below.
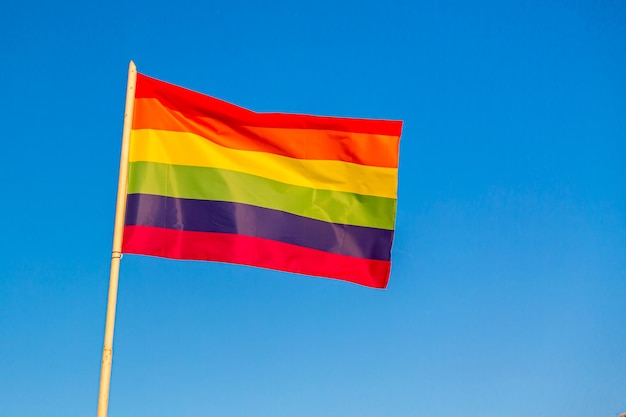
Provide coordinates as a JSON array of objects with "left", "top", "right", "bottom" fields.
[{"left": 122, "top": 73, "right": 402, "bottom": 288}]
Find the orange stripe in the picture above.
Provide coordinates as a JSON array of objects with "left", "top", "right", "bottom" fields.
[{"left": 132, "top": 97, "right": 400, "bottom": 168}]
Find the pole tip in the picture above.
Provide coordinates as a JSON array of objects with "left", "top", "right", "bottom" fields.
[{"left": 129, "top": 60, "right": 136, "bottom": 72}]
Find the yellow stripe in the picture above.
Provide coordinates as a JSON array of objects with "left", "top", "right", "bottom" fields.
[{"left": 129, "top": 129, "right": 398, "bottom": 198}]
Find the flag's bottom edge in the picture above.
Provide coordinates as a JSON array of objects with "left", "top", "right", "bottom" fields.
[{"left": 122, "top": 225, "right": 390, "bottom": 288}]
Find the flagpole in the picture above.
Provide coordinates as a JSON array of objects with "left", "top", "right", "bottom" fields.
[{"left": 96, "top": 60, "right": 137, "bottom": 417}]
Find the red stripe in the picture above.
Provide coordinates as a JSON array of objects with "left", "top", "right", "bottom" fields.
[
  {"left": 135, "top": 73, "right": 403, "bottom": 137},
  {"left": 122, "top": 225, "right": 391, "bottom": 288}
]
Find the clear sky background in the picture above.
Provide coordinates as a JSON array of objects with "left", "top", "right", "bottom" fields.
[{"left": 1, "top": 0, "right": 625, "bottom": 416}]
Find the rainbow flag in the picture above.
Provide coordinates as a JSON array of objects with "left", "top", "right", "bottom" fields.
[{"left": 122, "top": 73, "right": 402, "bottom": 288}]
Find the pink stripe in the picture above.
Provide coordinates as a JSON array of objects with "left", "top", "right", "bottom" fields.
[{"left": 122, "top": 225, "right": 391, "bottom": 288}]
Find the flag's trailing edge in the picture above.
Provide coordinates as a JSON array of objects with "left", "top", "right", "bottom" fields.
[{"left": 122, "top": 73, "right": 402, "bottom": 288}]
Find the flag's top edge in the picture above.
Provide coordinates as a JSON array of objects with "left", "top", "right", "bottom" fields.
[{"left": 135, "top": 72, "right": 404, "bottom": 137}]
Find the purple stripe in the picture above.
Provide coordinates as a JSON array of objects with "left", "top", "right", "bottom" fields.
[{"left": 125, "top": 194, "right": 393, "bottom": 261}]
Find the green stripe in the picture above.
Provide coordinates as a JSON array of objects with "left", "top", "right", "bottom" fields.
[{"left": 128, "top": 161, "right": 396, "bottom": 230}]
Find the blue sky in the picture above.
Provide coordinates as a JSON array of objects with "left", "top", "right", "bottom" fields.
[{"left": 1, "top": 0, "right": 625, "bottom": 416}]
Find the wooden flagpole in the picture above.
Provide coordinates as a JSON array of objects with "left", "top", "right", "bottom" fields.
[{"left": 96, "top": 60, "right": 137, "bottom": 417}]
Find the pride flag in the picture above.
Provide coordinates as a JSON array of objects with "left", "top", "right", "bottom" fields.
[{"left": 122, "top": 73, "right": 402, "bottom": 288}]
